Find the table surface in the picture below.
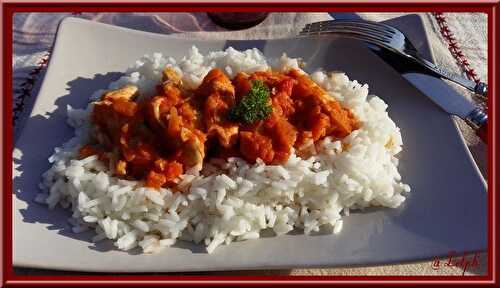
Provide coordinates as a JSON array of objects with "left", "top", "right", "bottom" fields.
[{"left": 12, "top": 12, "right": 488, "bottom": 276}]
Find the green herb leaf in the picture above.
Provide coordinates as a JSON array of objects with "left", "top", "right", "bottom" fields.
[{"left": 228, "top": 80, "right": 272, "bottom": 124}]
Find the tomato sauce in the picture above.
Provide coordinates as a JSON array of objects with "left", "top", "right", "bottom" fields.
[{"left": 82, "top": 67, "right": 359, "bottom": 189}]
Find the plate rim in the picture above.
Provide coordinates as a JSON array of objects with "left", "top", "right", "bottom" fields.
[{"left": 13, "top": 15, "right": 487, "bottom": 271}]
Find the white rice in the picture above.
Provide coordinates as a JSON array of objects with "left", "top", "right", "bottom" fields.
[{"left": 37, "top": 46, "right": 410, "bottom": 254}]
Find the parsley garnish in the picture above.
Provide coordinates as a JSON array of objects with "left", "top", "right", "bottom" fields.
[{"left": 228, "top": 80, "right": 272, "bottom": 124}]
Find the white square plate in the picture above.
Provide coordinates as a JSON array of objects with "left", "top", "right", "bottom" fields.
[{"left": 13, "top": 17, "right": 487, "bottom": 272}]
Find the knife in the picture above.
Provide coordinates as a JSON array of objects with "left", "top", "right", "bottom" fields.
[
  {"left": 403, "top": 73, "right": 488, "bottom": 142},
  {"left": 372, "top": 48, "right": 488, "bottom": 144}
]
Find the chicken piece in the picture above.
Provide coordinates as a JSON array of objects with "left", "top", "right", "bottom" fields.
[
  {"left": 119, "top": 138, "right": 158, "bottom": 179},
  {"left": 197, "top": 69, "right": 235, "bottom": 102},
  {"left": 299, "top": 102, "right": 330, "bottom": 141},
  {"left": 154, "top": 158, "right": 168, "bottom": 171},
  {"left": 102, "top": 85, "right": 138, "bottom": 102},
  {"left": 146, "top": 68, "right": 186, "bottom": 128},
  {"left": 149, "top": 101, "right": 206, "bottom": 171},
  {"left": 148, "top": 68, "right": 207, "bottom": 172},
  {"left": 294, "top": 131, "right": 316, "bottom": 158},
  {"left": 208, "top": 124, "right": 239, "bottom": 148},
  {"left": 179, "top": 137, "right": 205, "bottom": 170},
  {"left": 161, "top": 76, "right": 184, "bottom": 102},
  {"left": 239, "top": 131, "right": 275, "bottom": 164},
  {"left": 199, "top": 69, "right": 239, "bottom": 148},
  {"left": 204, "top": 94, "right": 239, "bottom": 148},
  {"left": 163, "top": 161, "right": 183, "bottom": 182},
  {"left": 177, "top": 101, "right": 202, "bottom": 130},
  {"left": 116, "top": 160, "right": 127, "bottom": 176},
  {"left": 147, "top": 69, "right": 184, "bottom": 128},
  {"left": 146, "top": 171, "right": 167, "bottom": 189},
  {"left": 151, "top": 104, "right": 207, "bottom": 170},
  {"left": 321, "top": 100, "right": 360, "bottom": 138},
  {"left": 270, "top": 78, "right": 296, "bottom": 118},
  {"left": 93, "top": 85, "right": 140, "bottom": 146},
  {"left": 92, "top": 100, "right": 137, "bottom": 147},
  {"left": 161, "top": 67, "right": 182, "bottom": 98},
  {"left": 112, "top": 99, "right": 138, "bottom": 117},
  {"left": 147, "top": 159, "right": 183, "bottom": 189},
  {"left": 232, "top": 72, "right": 252, "bottom": 100},
  {"left": 146, "top": 95, "right": 180, "bottom": 128},
  {"left": 264, "top": 116, "right": 297, "bottom": 163},
  {"left": 147, "top": 96, "right": 167, "bottom": 128},
  {"left": 160, "top": 67, "right": 183, "bottom": 96},
  {"left": 166, "top": 106, "right": 182, "bottom": 138},
  {"left": 249, "top": 70, "right": 285, "bottom": 87},
  {"left": 178, "top": 127, "right": 206, "bottom": 169},
  {"left": 123, "top": 142, "right": 157, "bottom": 165},
  {"left": 204, "top": 93, "right": 228, "bottom": 128},
  {"left": 162, "top": 67, "right": 182, "bottom": 86},
  {"left": 288, "top": 69, "right": 359, "bottom": 139}
]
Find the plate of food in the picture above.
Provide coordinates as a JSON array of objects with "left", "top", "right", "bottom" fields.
[{"left": 13, "top": 17, "right": 487, "bottom": 272}]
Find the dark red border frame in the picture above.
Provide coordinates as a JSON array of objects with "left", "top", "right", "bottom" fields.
[{"left": 2, "top": 1, "right": 498, "bottom": 286}]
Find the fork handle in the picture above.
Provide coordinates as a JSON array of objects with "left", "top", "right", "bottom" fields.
[{"left": 418, "top": 58, "right": 488, "bottom": 97}]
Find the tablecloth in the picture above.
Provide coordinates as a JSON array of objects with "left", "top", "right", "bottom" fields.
[{"left": 12, "top": 12, "right": 488, "bottom": 276}]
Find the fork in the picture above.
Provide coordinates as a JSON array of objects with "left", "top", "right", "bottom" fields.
[{"left": 299, "top": 19, "right": 488, "bottom": 98}]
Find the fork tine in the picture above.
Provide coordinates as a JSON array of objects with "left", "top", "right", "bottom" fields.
[
  {"left": 305, "top": 23, "right": 395, "bottom": 39},
  {"left": 311, "top": 19, "right": 398, "bottom": 31},
  {"left": 321, "top": 23, "right": 395, "bottom": 38},
  {"left": 299, "top": 29, "right": 392, "bottom": 48},
  {"left": 327, "top": 34, "right": 390, "bottom": 49},
  {"left": 300, "top": 26, "right": 392, "bottom": 44},
  {"left": 308, "top": 20, "right": 399, "bottom": 35},
  {"left": 308, "top": 22, "right": 394, "bottom": 37}
]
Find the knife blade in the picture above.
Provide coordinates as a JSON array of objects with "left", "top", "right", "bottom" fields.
[
  {"left": 402, "top": 73, "right": 477, "bottom": 119},
  {"left": 403, "top": 73, "right": 488, "bottom": 144}
]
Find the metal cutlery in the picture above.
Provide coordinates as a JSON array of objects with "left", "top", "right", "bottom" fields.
[
  {"left": 300, "top": 19, "right": 488, "bottom": 143},
  {"left": 300, "top": 20, "right": 488, "bottom": 97}
]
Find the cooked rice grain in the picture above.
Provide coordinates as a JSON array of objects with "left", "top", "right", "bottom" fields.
[{"left": 37, "top": 46, "right": 410, "bottom": 254}]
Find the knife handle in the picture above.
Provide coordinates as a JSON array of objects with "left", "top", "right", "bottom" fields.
[
  {"left": 465, "top": 107, "right": 488, "bottom": 144},
  {"left": 474, "top": 82, "right": 488, "bottom": 98},
  {"left": 476, "top": 122, "right": 488, "bottom": 144}
]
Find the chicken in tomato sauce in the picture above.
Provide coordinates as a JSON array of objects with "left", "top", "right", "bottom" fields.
[{"left": 81, "top": 67, "right": 360, "bottom": 189}]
